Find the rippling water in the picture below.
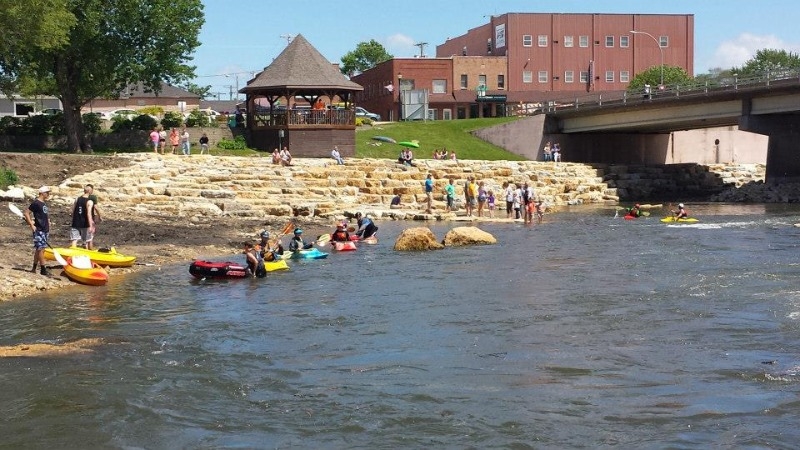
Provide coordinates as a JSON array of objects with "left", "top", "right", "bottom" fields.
[{"left": 3, "top": 204, "right": 800, "bottom": 448}]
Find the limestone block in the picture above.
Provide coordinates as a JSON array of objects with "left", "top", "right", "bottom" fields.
[
  {"left": 442, "top": 226, "right": 497, "bottom": 246},
  {"left": 214, "top": 201, "right": 251, "bottom": 213},
  {"left": 200, "top": 189, "right": 236, "bottom": 199},
  {"left": 393, "top": 227, "right": 444, "bottom": 251},
  {"left": 0, "top": 187, "right": 25, "bottom": 201}
]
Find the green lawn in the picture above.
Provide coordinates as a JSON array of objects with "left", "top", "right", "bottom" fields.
[{"left": 356, "top": 117, "right": 527, "bottom": 161}]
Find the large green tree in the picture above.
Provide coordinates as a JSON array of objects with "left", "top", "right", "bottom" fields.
[
  {"left": 732, "top": 49, "right": 800, "bottom": 77},
  {"left": 6, "top": 0, "right": 204, "bottom": 152},
  {"left": 627, "top": 65, "right": 692, "bottom": 92},
  {"left": 340, "top": 40, "right": 393, "bottom": 77}
]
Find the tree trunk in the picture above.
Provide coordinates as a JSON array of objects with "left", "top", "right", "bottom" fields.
[{"left": 54, "top": 55, "right": 87, "bottom": 153}]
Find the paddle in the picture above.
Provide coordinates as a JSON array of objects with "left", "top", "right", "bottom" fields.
[
  {"left": 316, "top": 233, "right": 331, "bottom": 246},
  {"left": 8, "top": 202, "right": 24, "bottom": 221},
  {"left": 10, "top": 202, "right": 68, "bottom": 267}
]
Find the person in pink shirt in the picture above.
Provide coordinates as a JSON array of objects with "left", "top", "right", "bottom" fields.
[{"left": 149, "top": 127, "right": 159, "bottom": 153}]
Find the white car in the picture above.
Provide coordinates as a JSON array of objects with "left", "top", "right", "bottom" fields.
[
  {"left": 100, "top": 109, "right": 140, "bottom": 121},
  {"left": 183, "top": 108, "right": 220, "bottom": 120}
]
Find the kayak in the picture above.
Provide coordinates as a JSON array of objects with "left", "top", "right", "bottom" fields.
[
  {"left": 348, "top": 235, "right": 378, "bottom": 244},
  {"left": 63, "top": 255, "right": 109, "bottom": 286},
  {"left": 265, "top": 259, "right": 290, "bottom": 271},
  {"left": 189, "top": 260, "right": 248, "bottom": 279},
  {"left": 333, "top": 241, "right": 357, "bottom": 251},
  {"left": 624, "top": 214, "right": 637, "bottom": 220},
  {"left": 44, "top": 246, "right": 136, "bottom": 267},
  {"left": 280, "top": 248, "right": 328, "bottom": 260},
  {"left": 660, "top": 217, "right": 699, "bottom": 223}
]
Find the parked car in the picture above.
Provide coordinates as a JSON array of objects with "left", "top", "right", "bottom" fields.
[
  {"left": 183, "top": 108, "right": 220, "bottom": 120},
  {"left": 29, "top": 108, "right": 63, "bottom": 116},
  {"left": 100, "top": 109, "right": 139, "bottom": 121},
  {"left": 355, "top": 107, "right": 380, "bottom": 121}
]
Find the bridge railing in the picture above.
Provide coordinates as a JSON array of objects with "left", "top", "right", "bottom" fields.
[{"left": 541, "top": 67, "right": 800, "bottom": 114}]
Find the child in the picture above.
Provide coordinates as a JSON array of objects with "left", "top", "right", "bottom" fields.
[{"left": 487, "top": 190, "right": 496, "bottom": 218}]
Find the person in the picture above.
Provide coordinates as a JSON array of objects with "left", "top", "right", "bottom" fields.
[
  {"left": 552, "top": 142, "right": 561, "bottom": 163},
  {"left": 199, "top": 133, "right": 209, "bottom": 154},
  {"left": 504, "top": 182, "right": 515, "bottom": 219},
  {"left": 354, "top": 212, "right": 378, "bottom": 239},
  {"left": 534, "top": 201, "right": 544, "bottom": 224},
  {"left": 243, "top": 242, "right": 266, "bottom": 278},
  {"left": 444, "top": 178, "right": 456, "bottom": 213},
  {"left": 258, "top": 230, "right": 283, "bottom": 261},
  {"left": 464, "top": 176, "right": 477, "bottom": 217},
  {"left": 69, "top": 184, "right": 96, "bottom": 249},
  {"left": 476, "top": 181, "right": 487, "bottom": 217},
  {"left": 158, "top": 127, "right": 167, "bottom": 154},
  {"left": 513, "top": 184, "right": 522, "bottom": 220},
  {"left": 149, "top": 127, "right": 160, "bottom": 153},
  {"left": 271, "top": 148, "right": 281, "bottom": 165},
  {"left": 331, "top": 146, "right": 344, "bottom": 165},
  {"left": 88, "top": 191, "right": 102, "bottom": 244},
  {"left": 628, "top": 203, "right": 642, "bottom": 218},
  {"left": 487, "top": 190, "right": 496, "bottom": 218},
  {"left": 390, "top": 194, "right": 402, "bottom": 208},
  {"left": 288, "top": 228, "right": 313, "bottom": 251},
  {"left": 330, "top": 223, "right": 350, "bottom": 242},
  {"left": 543, "top": 141, "right": 552, "bottom": 161},
  {"left": 169, "top": 127, "right": 180, "bottom": 154},
  {"left": 181, "top": 127, "right": 191, "bottom": 155},
  {"left": 522, "top": 183, "right": 534, "bottom": 224},
  {"left": 235, "top": 109, "right": 245, "bottom": 128},
  {"left": 398, "top": 148, "right": 415, "bottom": 166},
  {"left": 424, "top": 173, "right": 434, "bottom": 214},
  {"left": 449, "top": 151, "right": 457, "bottom": 161},
  {"left": 673, "top": 203, "right": 689, "bottom": 219},
  {"left": 24, "top": 186, "right": 53, "bottom": 276},
  {"left": 280, "top": 146, "right": 292, "bottom": 166}
]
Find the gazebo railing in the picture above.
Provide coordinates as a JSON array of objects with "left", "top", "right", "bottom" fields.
[{"left": 251, "top": 108, "right": 355, "bottom": 127}]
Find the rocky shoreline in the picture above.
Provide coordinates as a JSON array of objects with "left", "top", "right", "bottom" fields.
[{"left": 0, "top": 153, "right": 782, "bottom": 301}]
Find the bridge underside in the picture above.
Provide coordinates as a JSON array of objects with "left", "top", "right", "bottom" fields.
[{"left": 740, "top": 113, "right": 800, "bottom": 183}]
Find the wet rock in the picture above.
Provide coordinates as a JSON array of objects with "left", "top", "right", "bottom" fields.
[
  {"left": 442, "top": 226, "right": 497, "bottom": 247},
  {"left": 393, "top": 227, "right": 444, "bottom": 251}
]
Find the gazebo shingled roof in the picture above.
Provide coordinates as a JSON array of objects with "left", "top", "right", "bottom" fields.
[{"left": 241, "top": 34, "right": 363, "bottom": 94}]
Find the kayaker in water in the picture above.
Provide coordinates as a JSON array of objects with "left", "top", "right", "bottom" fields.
[
  {"left": 330, "top": 223, "right": 350, "bottom": 242},
  {"left": 628, "top": 204, "right": 642, "bottom": 218},
  {"left": 258, "top": 230, "right": 283, "bottom": 261},
  {"left": 243, "top": 241, "right": 266, "bottom": 278},
  {"left": 672, "top": 203, "right": 689, "bottom": 219},
  {"left": 354, "top": 212, "right": 378, "bottom": 239},
  {"left": 289, "top": 228, "right": 314, "bottom": 252}
]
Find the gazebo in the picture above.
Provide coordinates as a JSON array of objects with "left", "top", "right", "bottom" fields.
[{"left": 240, "top": 34, "right": 364, "bottom": 157}]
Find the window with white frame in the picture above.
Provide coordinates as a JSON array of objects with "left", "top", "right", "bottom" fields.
[
  {"left": 605, "top": 35, "right": 614, "bottom": 47},
  {"left": 659, "top": 36, "right": 669, "bottom": 48},
  {"left": 538, "top": 71, "right": 548, "bottom": 83},
  {"left": 620, "top": 35, "right": 629, "bottom": 48},
  {"left": 579, "top": 35, "right": 589, "bottom": 47},
  {"left": 432, "top": 79, "right": 447, "bottom": 94},
  {"left": 564, "top": 71, "right": 574, "bottom": 83},
  {"left": 564, "top": 36, "right": 574, "bottom": 47},
  {"left": 538, "top": 35, "right": 548, "bottom": 47},
  {"left": 605, "top": 70, "right": 614, "bottom": 82},
  {"left": 620, "top": 71, "right": 630, "bottom": 83},
  {"left": 522, "top": 35, "right": 533, "bottom": 47},
  {"left": 580, "top": 71, "right": 589, "bottom": 83},
  {"left": 523, "top": 71, "right": 533, "bottom": 83}
]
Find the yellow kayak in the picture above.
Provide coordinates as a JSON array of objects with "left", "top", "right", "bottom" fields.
[
  {"left": 265, "top": 259, "right": 289, "bottom": 272},
  {"left": 44, "top": 246, "right": 136, "bottom": 267},
  {"left": 660, "top": 217, "right": 699, "bottom": 223}
]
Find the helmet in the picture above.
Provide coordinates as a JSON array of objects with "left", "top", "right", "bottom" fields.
[
  {"left": 678, "top": 203, "right": 684, "bottom": 208},
  {"left": 260, "top": 230, "right": 270, "bottom": 239},
  {"left": 294, "top": 228, "right": 303, "bottom": 235}
]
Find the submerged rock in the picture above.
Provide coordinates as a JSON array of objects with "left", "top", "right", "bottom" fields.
[{"left": 393, "top": 227, "right": 444, "bottom": 251}]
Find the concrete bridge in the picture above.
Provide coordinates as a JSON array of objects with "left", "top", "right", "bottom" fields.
[{"left": 537, "top": 71, "right": 800, "bottom": 183}]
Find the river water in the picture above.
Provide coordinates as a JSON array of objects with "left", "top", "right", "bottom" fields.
[{"left": 2, "top": 204, "right": 800, "bottom": 449}]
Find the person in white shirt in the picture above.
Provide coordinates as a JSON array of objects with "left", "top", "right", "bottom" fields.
[
  {"left": 331, "top": 146, "right": 344, "bottom": 165},
  {"left": 180, "top": 128, "right": 191, "bottom": 155}
]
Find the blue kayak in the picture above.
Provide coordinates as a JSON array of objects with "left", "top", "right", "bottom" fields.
[{"left": 280, "top": 248, "right": 328, "bottom": 260}]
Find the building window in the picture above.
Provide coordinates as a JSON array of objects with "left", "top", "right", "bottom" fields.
[
  {"left": 523, "top": 71, "right": 533, "bottom": 83},
  {"left": 620, "top": 71, "right": 630, "bottom": 83},
  {"left": 478, "top": 74, "right": 487, "bottom": 88},
  {"left": 659, "top": 36, "right": 669, "bottom": 48},
  {"left": 460, "top": 74, "right": 468, "bottom": 89},
  {"left": 14, "top": 102, "right": 34, "bottom": 116},
  {"left": 579, "top": 35, "right": 589, "bottom": 47},
  {"left": 522, "top": 35, "right": 533, "bottom": 47},
  {"left": 564, "top": 36, "right": 574, "bottom": 47},
  {"left": 564, "top": 71, "right": 574, "bottom": 83},
  {"left": 580, "top": 71, "right": 589, "bottom": 83},
  {"left": 605, "top": 70, "right": 614, "bottom": 82},
  {"left": 538, "top": 35, "right": 548, "bottom": 47},
  {"left": 605, "top": 35, "right": 614, "bottom": 47},
  {"left": 620, "top": 35, "right": 629, "bottom": 48},
  {"left": 497, "top": 74, "right": 505, "bottom": 89},
  {"left": 538, "top": 71, "right": 548, "bottom": 83},
  {"left": 432, "top": 79, "right": 447, "bottom": 94}
]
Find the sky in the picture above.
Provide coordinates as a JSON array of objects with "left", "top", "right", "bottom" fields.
[{"left": 192, "top": 0, "right": 800, "bottom": 100}]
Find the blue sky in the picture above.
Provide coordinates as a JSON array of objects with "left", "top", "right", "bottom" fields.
[{"left": 193, "top": 0, "right": 800, "bottom": 100}]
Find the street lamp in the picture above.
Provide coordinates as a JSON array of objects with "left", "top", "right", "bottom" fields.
[
  {"left": 397, "top": 73, "right": 403, "bottom": 121},
  {"left": 630, "top": 30, "right": 664, "bottom": 88},
  {"left": 225, "top": 73, "right": 239, "bottom": 100}
]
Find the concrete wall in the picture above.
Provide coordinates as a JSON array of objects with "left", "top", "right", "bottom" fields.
[{"left": 0, "top": 126, "right": 234, "bottom": 151}]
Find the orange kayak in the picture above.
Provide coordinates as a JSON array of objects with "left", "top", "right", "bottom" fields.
[{"left": 63, "top": 256, "right": 109, "bottom": 286}]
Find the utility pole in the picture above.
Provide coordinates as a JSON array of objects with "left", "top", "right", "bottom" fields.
[{"left": 414, "top": 42, "right": 428, "bottom": 58}]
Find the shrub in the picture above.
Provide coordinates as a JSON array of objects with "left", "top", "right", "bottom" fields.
[
  {"left": 0, "top": 116, "right": 22, "bottom": 135},
  {"left": 217, "top": 135, "right": 248, "bottom": 150},
  {"left": 0, "top": 168, "right": 18, "bottom": 189},
  {"left": 131, "top": 114, "right": 158, "bottom": 131},
  {"left": 138, "top": 106, "right": 164, "bottom": 118},
  {"left": 110, "top": 116, "right": 135, "bottom": 132},
  {"left": 161, "top": 111, "right": 183, "bottom": 129},
  {"left": 82, "top": 113, "right": 102, "bottom": 133},
  {"left": 184, "top": 110, "right": 211, "bottom": 127}
]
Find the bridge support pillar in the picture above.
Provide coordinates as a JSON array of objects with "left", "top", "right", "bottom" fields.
[{"left": 740, "top": 113, "right": 800, "bottom": 184}]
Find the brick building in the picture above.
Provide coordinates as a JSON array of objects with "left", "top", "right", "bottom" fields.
[{"left": 353, "top": 12, "right": 693, "bottom": 121}]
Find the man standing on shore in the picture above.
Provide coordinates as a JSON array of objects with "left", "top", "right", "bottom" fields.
[
  {"left": 23, "top": 186, "right": 53, "bottom": 276},
  {"left": 70, "top": 184, "right": 96, "bottom": 249}
]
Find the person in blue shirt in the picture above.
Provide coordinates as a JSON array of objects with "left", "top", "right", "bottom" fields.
[
  {"left": 289, "top": 228, "right": 313, "bottom": 252},
  {"left": 354, "top": 212, "right": 378, "bottom": 239},
  {"left": 424, "top": 173, "right": 434, "bottom": 214}
]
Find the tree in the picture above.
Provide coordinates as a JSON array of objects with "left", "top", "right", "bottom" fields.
[
  {"left": 732, "top": 49, "right": 800, "bottom": 77},
  {"left": 183, "top": 82, "right": 212, "bottom": 100},
  {"left": 627, "top": 65, "right": 692, "bottom": 92},
  {"left": 340, "top": 40, "right": 393, "bottom": 77},
  {"left": 6, "top": 0, "right": 204, "bottom": 152}
]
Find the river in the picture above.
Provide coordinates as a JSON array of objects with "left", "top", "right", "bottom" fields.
[{"left": 2, "top": 204, "right": 800, "bottom": 449}]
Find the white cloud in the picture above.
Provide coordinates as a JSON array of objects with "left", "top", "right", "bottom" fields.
[
  {"left": 708, "top": 33, "right": 800, "bottom": 70},
  {"left": 386, "top": 33, "right": 418, "bottom": 57}
]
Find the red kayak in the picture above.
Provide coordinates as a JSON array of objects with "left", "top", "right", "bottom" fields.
[
  {"left": 624, "top": 214, "right": 637, "bottom": 220},
  {"left": 189, "top": 260, "right": 248, "bottom": 279},
  {"left": 333, "top": 241, "right": 357, "bottom": 251}
]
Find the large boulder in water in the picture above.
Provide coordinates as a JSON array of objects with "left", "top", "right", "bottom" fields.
[
  {"left": 442, "top": 226, "right": 497, "bottom": 247},
  {"left": 393, "top": 227, "right": 444, "bottom": 251}
]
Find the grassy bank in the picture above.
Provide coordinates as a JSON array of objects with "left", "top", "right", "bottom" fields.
[{"left": 356, "top": 117, "right": 525, "bottom": 161}]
